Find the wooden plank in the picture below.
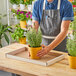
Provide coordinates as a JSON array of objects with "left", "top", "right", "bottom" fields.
[
  {"left": 0, "top": 66, "right": 36, "bottom": 76},
  {"left": 47, "top": 55, "right": 64, "bottom": 66},
  {"left": 7, "top": 47, "right": 27, "bottom": 55}
]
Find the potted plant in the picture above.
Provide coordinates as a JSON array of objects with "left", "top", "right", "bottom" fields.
[
  {"left": 10, "top": 0, "right": 19, "bottom": 9},
  {"left": 26, "top": 27, "right": 42, "bottom": 59},
  {"left": 11, "top": 24, "right": 27, "bottom": 44},
  {"left": 20, "top": 0, "right": 25, "bottom": 10},
  {"left": 67, "top": 16, "right": 76, "bottom": 69},
  {"left": 25, "top": 0, "right": 34, "bottom": 11},
  {"left": 11, "top": 9, "right": 32, "bottom": 28}
]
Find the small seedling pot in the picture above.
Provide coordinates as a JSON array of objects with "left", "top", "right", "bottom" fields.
[
  {"left": 13, "top": 4, "right": 18, "bottom": 9},
  {"left": 20, "top": 20, "right": 27, "bottom": 29},
  {"left": 27, "top": 5, "right": 32, "bottom": 11},
  {"left": 29, "top": 46, "right": 42, "bottom": 60},
  {"left": 19, "top": 37, "right": 26, "bottom": 44},
  {"left": 68, "top": 55, "right": 76, "bottom": 69},
  {"left": 20, "top": 4, "right": 25, "bottom": 10}
]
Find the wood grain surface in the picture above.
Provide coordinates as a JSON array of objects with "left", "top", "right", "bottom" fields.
[{"left": 0, "top": 43, "right": 76, "bottom": 76}]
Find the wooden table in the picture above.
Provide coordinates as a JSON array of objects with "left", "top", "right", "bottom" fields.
[{"left": 0, "top": 43, "right": 76, "bottom": 76}]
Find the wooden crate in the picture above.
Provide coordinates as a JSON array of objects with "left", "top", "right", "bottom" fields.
[{"left": 5, "top": 46, "right": 65, "bottom": 66}]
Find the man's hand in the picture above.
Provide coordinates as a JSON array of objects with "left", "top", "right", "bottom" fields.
[
  {"left": 37, "top": 45, "right": 50, "bottom": 57},
  {"left": 41, "top": 44, "right": 46, "bottom": 48}
]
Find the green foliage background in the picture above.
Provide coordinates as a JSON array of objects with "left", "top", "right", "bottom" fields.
[
  {"left": 25, "top": 0, "right": 34, "bottom": 5},
  {"left": 20, "top": 0, "right": 25, "bottom": 4},
  {"left": 10, "top": 0, "right": 20, "bottom": 5}
]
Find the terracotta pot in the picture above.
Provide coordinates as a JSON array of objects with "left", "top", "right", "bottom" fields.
[
  {"left": 68, "top": 55, "right": 76, "bottom": 69},
  {"left": 29, "top": 46, "right": 42, "bottom": 60},
  {"left": 19, "top": 37, "right": 26, "bottom": 44},
  {"left": 20, "top": 20, "right": 27, "bottom": 29}
]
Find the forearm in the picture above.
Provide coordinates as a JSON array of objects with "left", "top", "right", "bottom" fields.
[
  {"left": 48, "top": 31, "right": 68, "bottom": 50},
  {"left": 32, "top": 20, "right": 39, "bottom": 31},
  {"left": 48, "top": 21, "right": 71, "bottom": 51}
]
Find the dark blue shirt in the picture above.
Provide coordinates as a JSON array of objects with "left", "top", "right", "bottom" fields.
[{"left": 32, "top": 0, "right": 74, "bottom": 24}]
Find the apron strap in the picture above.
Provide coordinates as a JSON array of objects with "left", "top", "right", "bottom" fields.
[
  {"left": 43, "top": 0, "right": 46, "bottom": 10},
  {"left": 43, "top": 0, "right": 61, "bottom": 10},
  {"left": 57, "top": 0, "right": 61, "bottom": 10}
]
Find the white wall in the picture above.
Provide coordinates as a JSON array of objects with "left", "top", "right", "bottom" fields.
[{"left": 0, "top": 0, "right": 7, "bottom": 25}]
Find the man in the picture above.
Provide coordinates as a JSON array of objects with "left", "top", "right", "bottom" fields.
[{"left": 32, "top": 0, "right": 74, "bottom": 57}]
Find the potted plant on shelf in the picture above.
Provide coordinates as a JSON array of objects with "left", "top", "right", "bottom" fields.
[
  {"left": 10, "top": 0, "right": 19, "bottom": 9},
  {"left": 11, "top": 24, "right": 27, "bottom": 44},
  {"left": 25, "top": 0, "right": 34, "bottom": 11},
  {"left": 26, "top": 27, "right": 42, "bottom": 59},
  {"left": 20, "top": 0, "right": 25, "bottom": 10},
  {"left": 12, "top": 9, "right": 32, "bottom": 28},
  {"left": 67, "top": 16, "right": 76, "bottom": 69}
]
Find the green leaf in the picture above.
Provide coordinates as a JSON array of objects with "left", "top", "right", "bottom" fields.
[
  {"left": 4, "top": 33, "right": 9, "bottom": 44},
  {"left": 8, "top": 30, "right": 13, "bottom": 33}
]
